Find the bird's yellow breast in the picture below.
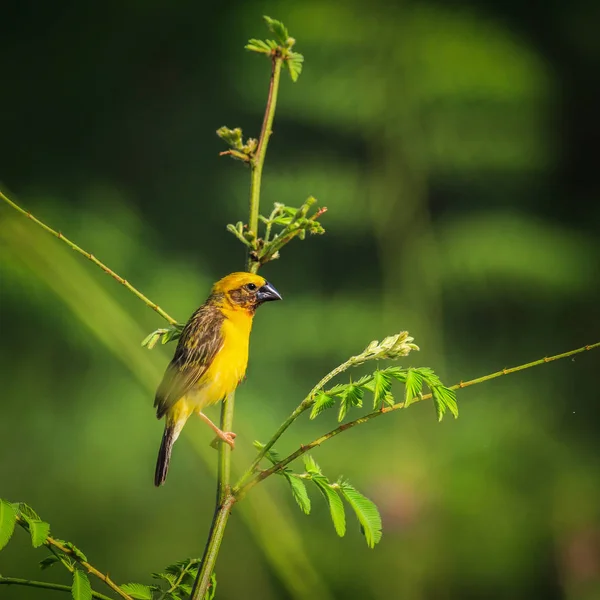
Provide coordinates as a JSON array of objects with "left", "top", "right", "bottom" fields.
[{"left": 188, "top": 308, "right": 252, "bottom": 411}]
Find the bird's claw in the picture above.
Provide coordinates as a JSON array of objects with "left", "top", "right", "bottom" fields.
[{"left": 210, "top": 431, "right": 237, "bottom": 450}]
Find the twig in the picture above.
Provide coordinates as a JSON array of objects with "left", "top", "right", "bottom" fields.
[
  {"left": 0, "top": 189, "right": 177, "bottom": 325},
  {"left": 237, "top": 341, "right": 600, "bottom": 496},
  {"left": 190, "top": 50, "right": 285, "bottom": 600},
  {"left": 0, "top": 576, "right": 114, "bottom": 600}
]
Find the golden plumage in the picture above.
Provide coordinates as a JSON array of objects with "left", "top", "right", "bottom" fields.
[{"left": 154, "top": 272, "right": 282, "bottom": 486}]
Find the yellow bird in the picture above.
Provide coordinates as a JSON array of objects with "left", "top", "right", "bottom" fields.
[{"left": 154, "top": 272, "right": 282, "bottom": 486}]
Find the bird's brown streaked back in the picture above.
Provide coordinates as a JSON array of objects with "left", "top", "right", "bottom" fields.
[{"left": 154, "top": 303, "right": 225, "bottom": 419}]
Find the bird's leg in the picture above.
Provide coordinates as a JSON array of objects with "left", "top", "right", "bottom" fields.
[{"left": 198, "top": 411, "right": 237, "bottom": 450}]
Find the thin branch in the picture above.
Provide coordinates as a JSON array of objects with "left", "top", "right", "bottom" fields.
[
  {"left": 0, "top": 576, "right": 114, "bottom": 600},
  {"left": 0, "top": 189, "right": 177, "bottom": 325},
  {"left": 237, "top": 341, "right": 600, "bottom": 496}
]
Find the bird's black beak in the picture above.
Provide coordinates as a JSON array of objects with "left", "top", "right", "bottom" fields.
[{"left": 256, "top": 281, "right": 282, "bottom": 304}]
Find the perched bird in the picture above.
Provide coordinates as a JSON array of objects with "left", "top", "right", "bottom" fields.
[{"left": 154, "top": 272, "right": 281, "bottom": 486}]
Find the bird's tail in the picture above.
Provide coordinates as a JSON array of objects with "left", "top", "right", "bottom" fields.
[{"left": 154, "top": 425, "right": 176, "bottom": 487}]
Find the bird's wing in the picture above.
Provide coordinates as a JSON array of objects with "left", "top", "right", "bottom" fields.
[{"left": 154, "top": 304, "right": 225, "bottom": 418}]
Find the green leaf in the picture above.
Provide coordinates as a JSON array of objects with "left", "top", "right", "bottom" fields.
[
  {"left": 216, "top": 126, "right": 243, "bottom": 150},
  {"left": 17, "top": 502, "right": 41, "bottom": 521},
  {"left": 119, "top": 583, "right": 153, "bottom": 599},
  {"left": 339, "top": 481, "right": 383, "bottom": 548},
  {"left": 245, "top": 38, "right": 271, "bottom": 54},
  {"left": 412, "top": 367, "right": 458, "bottom": 420},
  {"left": 303, "top": 455, "right": 322, "bottom": 476},
  {"left": 312, "top": 477, "right": 346, "bottom": 537},
  {"left": 325, "top": 383, "right": 348, "bottom": 396},
  {"left": 432, "top": 385, "right": 459, "bottom": 421},
  {"left": 404, "top": 368, "right": 424, "bottom": 408},
  {"left": 272, "top": 216, "right": 294, "bottom": 226},
  {"left": 353, "top": 374, "right": 373, "bottom": 388},
  {"left": 0, "top": 498, "right": 17, "bottom": 550},
  {"left": 263, "top": 16, "right": 289, "bottom": 44},
  {"left": 152, "top": 572, "right": 177, "bottom": 586},
  {"left": 72, "top": 569, "right": 92, "bottom": 600},
  {"left": 206, "top": 572, "right": 217, "bottom": 600},
  {"left": 286, "top": 52, "right": 304, "bottom": 82},
  {"left": 39, "top": 555, "right": 60, "bottom": 570},
  {"left": 141, "top": 330, "right": 160, "bottom": 349},
  {"left": 65, "top": 542, "right": 88, "bottom": 562},
  {"left": 372, "top": 369, "right": 393, "bottom": 409},
  {"left": 382, "top": 392, "right": 395, "bottom": 408},
  {"left": 385, "top": 366, "right": 408, "bottom": 383},
  {"left": 29, "top": 520, "right": 50, "bottom": 548},
  {"left": 165, "top": 557, "right": 198, "bottom": 575},
  {"left": 338, "top": 384, "right": 363, "bottom": 422},
  {"left": 187, "top": 568, "right": 199, "bottom": 580},
  {"left": 310, "top": 391, "right": 336, "bottom": 419},
  {"left": 252, "top": 440, "right": 282, "bottom": 465},
  {"left": 162, "top": 325, "right": 183, "bottom": 344},
  {"left": 415, "top": 367, "right": 443, "bottom": 388},
  {"left": 284, "top": 474, "right": 311, "bottom": 514}
]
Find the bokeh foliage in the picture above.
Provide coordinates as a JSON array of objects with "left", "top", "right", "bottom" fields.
[{"left": 1, "top": 1, "right": 599, "bottom": 599}]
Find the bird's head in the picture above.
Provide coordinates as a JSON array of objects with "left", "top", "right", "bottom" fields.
[{"left": 211, "top": 272, "right": 282, "bottom": 313}]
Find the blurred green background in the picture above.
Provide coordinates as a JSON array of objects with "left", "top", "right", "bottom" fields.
[{"left": 1, "top": 1, "right": 599, "bottom": 599}]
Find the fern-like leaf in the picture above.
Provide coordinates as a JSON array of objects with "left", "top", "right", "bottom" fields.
[
  {"left": 339, "top": 481, "right": 383, "bottom": 548},
  {"left": 312, "top": 476, "right": 346, "bottom": 537},
  {"left": 0, "top": 498, "right": 16, "bottom": 551},
  {"left": 284, "top": 474, "right": 311, "bottom": 514}
]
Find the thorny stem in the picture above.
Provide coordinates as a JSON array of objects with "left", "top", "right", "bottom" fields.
[
  {"left": 0, "top": 189, "right": 178, "bottom": 326},
  {"left": 0, "top": 577, "right": 113, "bottom": 600},
  {"left": 234, "top": 357, "right": 356, "bottom": 493},
  {"left": 190, "top": 53, "right": 285, "bottom": 600},
  {"left": 237, "top": 341, "right": 600, "bottom": 496}
]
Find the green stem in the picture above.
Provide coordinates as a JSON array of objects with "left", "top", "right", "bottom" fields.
[
  {"left": 248, "top": 55, "right": 283, "bottom": 272},
  {"left": 238, "top": 341, "right": 600, "bottom": 496},
  {"left": 234, "top": 357, "right": 356, "bottom": 493},
  {"left": 190, "top": 53, "right": 285, "bottom": 600},
  {"left": 0, "top": 189, "right": 177, "bottom": 325},
  {"left": 217, "top": 391, "right": 236, "bottom": 502},
  {"left": 189, "top": 495, "right": 236, "bottom": 599},
  {"left": 0, "top": 577, "right": 113, "bottom": 600}
]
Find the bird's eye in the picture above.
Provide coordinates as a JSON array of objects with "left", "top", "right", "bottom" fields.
[{"left": 246, "top": 283, "right": 257, "bottom": 291}]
